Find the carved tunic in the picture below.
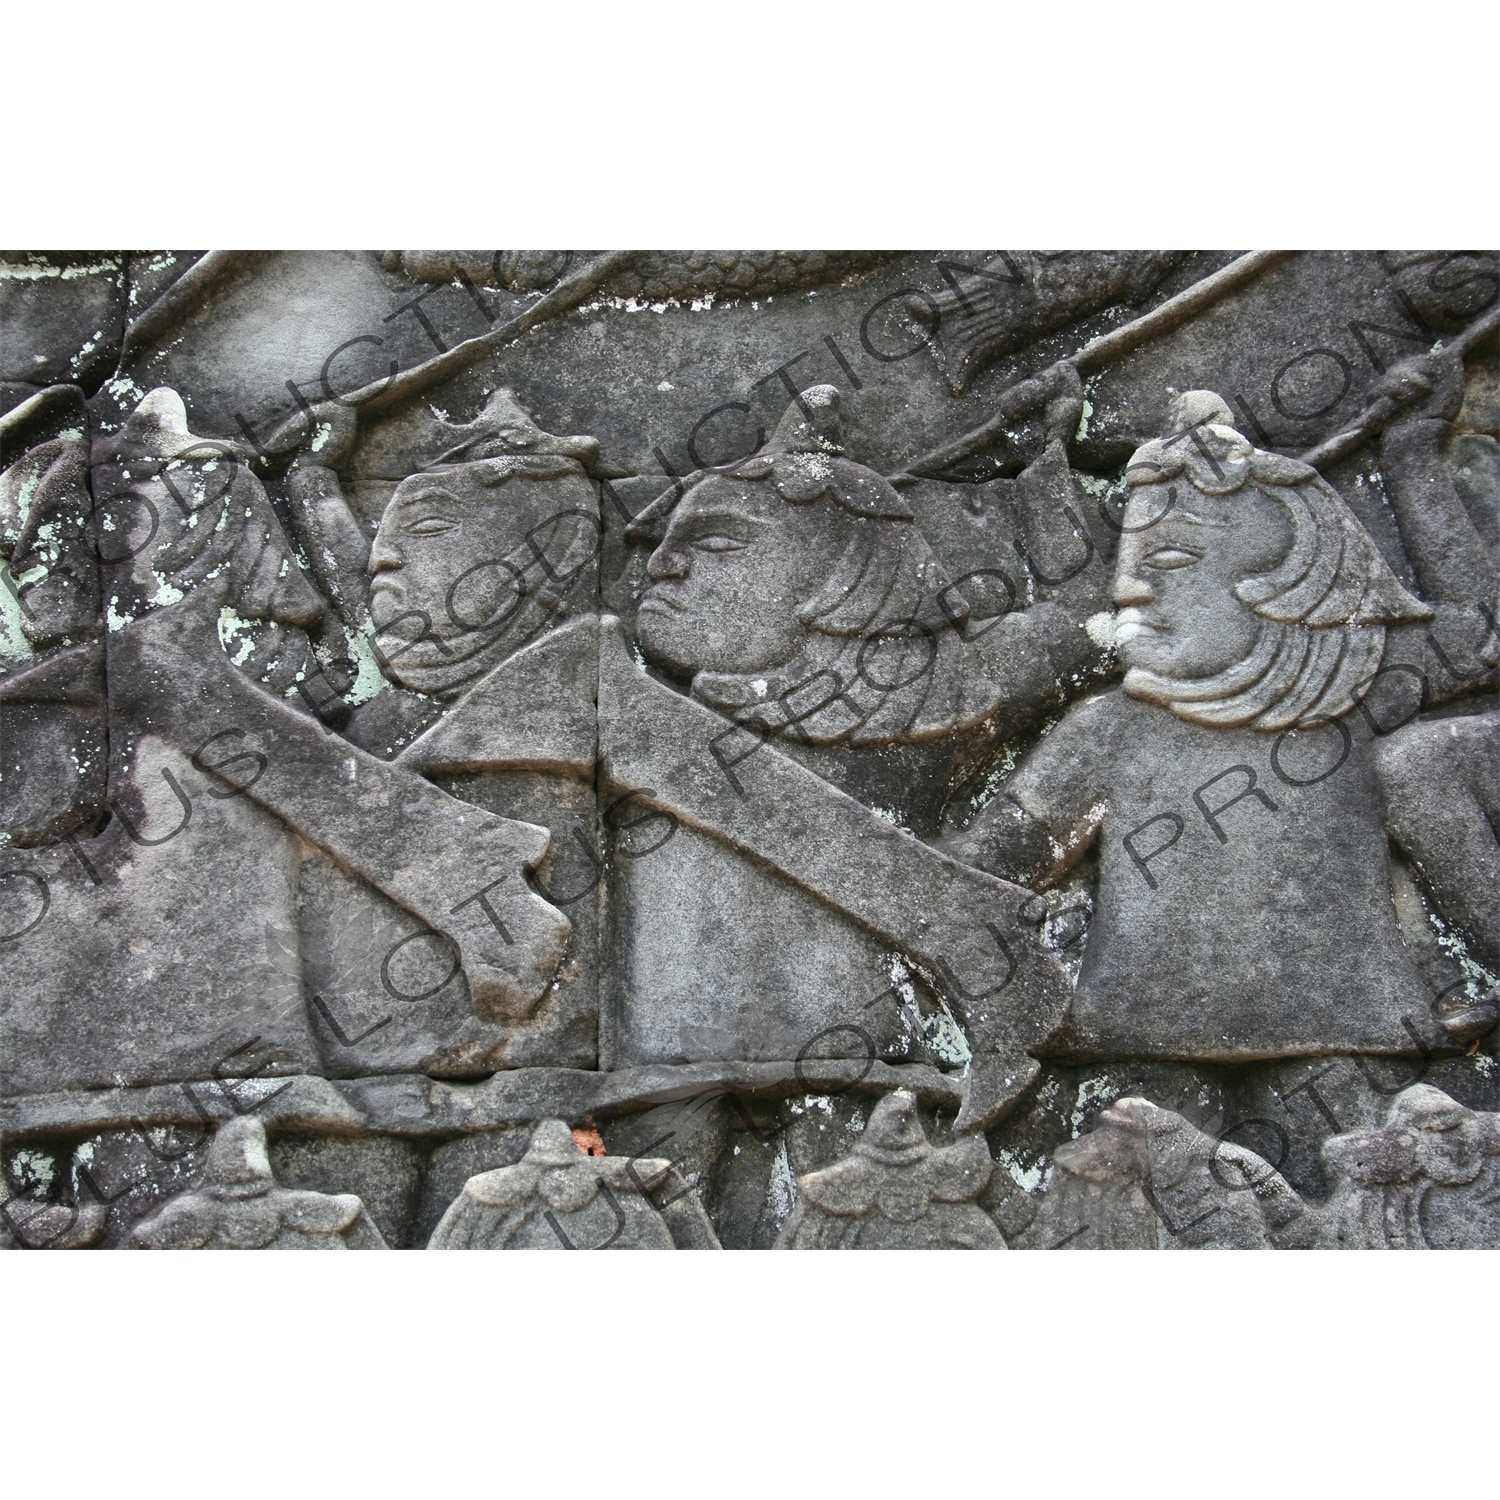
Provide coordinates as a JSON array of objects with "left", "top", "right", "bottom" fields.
[{"left": 1007, "top": 689, "right": 1432, "bottom": 1059}]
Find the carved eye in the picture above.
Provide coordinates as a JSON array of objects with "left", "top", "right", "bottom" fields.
[
  {"left": 1143, "top": 547, "right": 1202, "bottom": 570},
  {"left": 406, "top": 517, "right": 457, "bottom": 536},
  {"left": 691, "top": 534, "right": 747, "bottom": 553}
]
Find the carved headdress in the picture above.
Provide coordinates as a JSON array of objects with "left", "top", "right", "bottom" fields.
[
  {"left": 372, "top": 389, "right": 603, "bottom": 698},
  {"left": 1121, "top": 391, "right": 1432, "bottom": 731},
  {"left": 628, "top": 386, "right": 998, "bottom": 747}
]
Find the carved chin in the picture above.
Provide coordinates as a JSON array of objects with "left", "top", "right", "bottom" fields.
[
  {"left": 635, "top": 606, "right": 698, "bottom": 673},
  {"left": 379, "top": 630, "right": 504, "bottom": 698}
]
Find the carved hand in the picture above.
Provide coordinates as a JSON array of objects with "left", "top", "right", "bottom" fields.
[
  {"left": 261, "top": 400, "right": 360, "bottom": 473},
  {"left": 1370, "top": 346, "right": 1466, "bottom": 426},
  {"left": 120, "top": 566, "right": 319, "bottom": 703},
  {"left": 1040, "top": 361, "right": 1086, "bottom": 446}
]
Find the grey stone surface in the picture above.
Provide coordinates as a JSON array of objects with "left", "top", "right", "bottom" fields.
[
  {"left": 2, "top": 250, "right": 1496, "bottom": 1248},
  {"left": 128, "top": 1117, "right": 388, "bottom": 1249},
  {"left": 427, "top": 1118, "right": 719, "bottom": 1249},
  {"left": 776, "top": 1090, "right": 1004, "bottom": 1248}
]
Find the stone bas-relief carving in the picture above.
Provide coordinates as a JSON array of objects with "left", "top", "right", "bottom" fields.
[
  {"left": 1, "top": 249, "right": 1495, "bottom": 1250},
  {"left": 429, "top": 1118, "right": 719, "bottom": 1249},
  {"left": 128, "top": 1118, "right": 388, "bottom": 1249},
  {"left": 774, "top": 1090, "right": 1005, "bottom": 1249}
]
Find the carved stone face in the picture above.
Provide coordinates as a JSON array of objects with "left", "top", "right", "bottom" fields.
[
  {"left": 637, "top": 475, "right": 850, "bottom": 677},
  {"left": 1112, "top": 484, "right": 1291, "bottom": 680},
  {"left": 369, "top": 464, "right": 599, "bottom": 696},
  {"left": 370, "top": 474, "right": 517, "bottom": 651}
]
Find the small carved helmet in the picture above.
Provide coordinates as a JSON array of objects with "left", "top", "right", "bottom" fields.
[
  {"left": 1125, "top": 390, "right": 1429, "bottom": 628},
  {"left": 422, "top": 387, "right": 603, "bottom": 476},
  {"left": 624, "top": 385, "right": 913, "bottom": 547},
  {"left": 92, "top": 386, "right": 242, "bottom": 466},
  {"left": 858, "top": 1089, "right": 932, "bottom": 1166},
  {"left": 201, "top": 1117, "right": 276, "bottom": 1201}
]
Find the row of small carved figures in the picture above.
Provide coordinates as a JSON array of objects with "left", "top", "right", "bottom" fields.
[{"left": 7, "top": 1079, "right": 1498, "bottom": 1251}]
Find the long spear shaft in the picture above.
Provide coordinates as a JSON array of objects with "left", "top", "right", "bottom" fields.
[
  {"left": 121, "top": 252, "right": 271, "bottom": 361},
  {"left": 341, "top": 250, "right": 640, "bottom": 416},
  {"left": 1297, "top": 301, "right": 1500, "bottom": 470},
  {"left": 885, "top": 250, "right": 1294, "bottom": 486}
]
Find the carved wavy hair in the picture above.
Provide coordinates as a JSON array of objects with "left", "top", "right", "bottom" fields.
[
  {"left": 631, "top": 446, "right": 995, "bottom": 747},
  {"left": 1121, "top": 393, "right": 1432, "bottom": 732}
]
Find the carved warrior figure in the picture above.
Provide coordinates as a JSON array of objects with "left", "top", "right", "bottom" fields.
[
  {"left": 318, "top": 389, "right": 606, "bottom": 1071},
  {"left": 603, "top": 381, "right": 1106, "bottom": 1126},
  {"left": 1316, "top": 1084, "right": 1500, "bottom": 1250},
  {"left": 427, "top": 1119, "right": 720, "bottom": 1249},
  {"left": 16, "top": 388, "right": 571, "bottom": 1095},
  {"left": 774, "top": 1090, "right": 1005, "bottom": 1249},
  {"left": 129, "top": 1118, "right": 388, "bottom": 1249},
  {"left": 1020, "top": 1097, "right": 1308, "bottom": 1250},
  {"left": 361, "top": 388, "right": 602, "bottom": 703},
  {"left": 287, "top": 379, "right": 1094, "bottom": 1123},
  {"left": 626, "top": 381, "right": 1107, "bottom": 750},
  {"left": 951, "top": 356, "right": 1499, "bottom": 1061}
]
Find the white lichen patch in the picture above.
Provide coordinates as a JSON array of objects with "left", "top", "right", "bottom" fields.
[
  {"left": 995, "top": 1146, "right": 1051, "bottom": 1195},
  {"left": 923, "top": 1000, "right": 972, "bottom": 1067},
  {"left": 0, "top": 566, "right": 36, "bottom": 665},
  {"left": 338, "top": 626, "right": 389, "bottom": 707},
  {"left": 1070, "top": 1074, "right": 1121, "bottom": 1137},
  {"left": 0, "top": 258, "right": 120, "bottom": 280},
  {"left": 106, "top": 595, "right": 138, "bottom": 632},
  {"left": 766, "top": 1138, "right": 798, "bottom": 1222},
  {"left": 8, "top": 1148, "right": 57, "bottom": 1191},
  {"left": 1085, "top": 610, "right": 1118, "bottom": 648}
]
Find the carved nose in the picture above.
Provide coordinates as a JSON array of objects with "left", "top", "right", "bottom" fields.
[
  {"left": 368, "top": 533, "right": 401, "bottom": 575},
  {"left": 1112, "top": 570, "right": 1154, "bottom": 608},
  {"left": 647, "top": 545, "right": 688, "bottom": 581}
]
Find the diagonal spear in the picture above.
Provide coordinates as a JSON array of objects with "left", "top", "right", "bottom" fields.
[
  {"left": 884, "top": 249, "right": 1295, "bottom": 486},
  {"left": 1297, "top": 300, "right": 1500, "bottom": 469},
  {"left": 340, "top": 250, "right": 641, "bottom": 416},
  {"left": 119, "top": 249, "right": 640, "bottom": 418}
]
